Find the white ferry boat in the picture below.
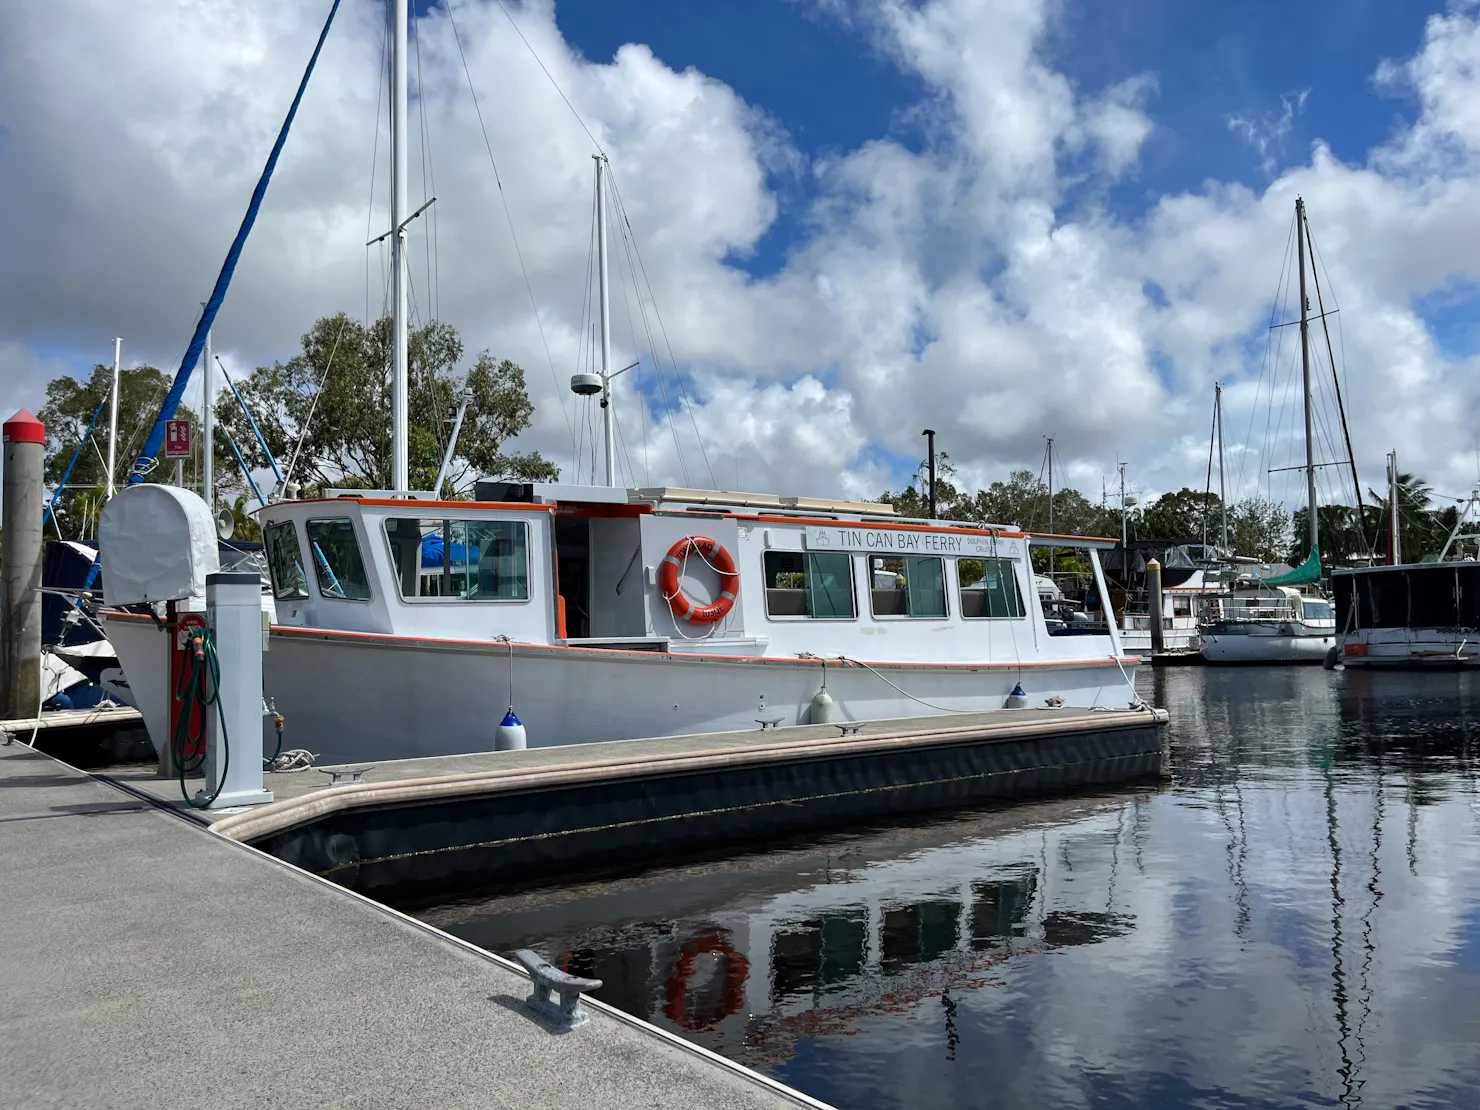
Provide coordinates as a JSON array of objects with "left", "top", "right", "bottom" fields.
[{"left": 102, "top": 484, "right": 1140, "bottom": 763}]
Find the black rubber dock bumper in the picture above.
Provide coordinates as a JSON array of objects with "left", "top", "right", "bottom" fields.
[{"left": 214, "top": 708, "right": 1168, "bottom": 903}]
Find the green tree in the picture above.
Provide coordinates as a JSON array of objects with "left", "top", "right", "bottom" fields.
[
  {"left": 37, "top": 363, "right": 197, "bottom": 537},
  {"left": 1138, "top": 487, "right": 1222, "bottom": 541},
  {"left": 1365, "top": 471, "right": 1456, "bottom": 563},
  {"left": 1226, "top": 497, "right": 1289, "bottom": 562},
  {"left": 215, "top": 313, "right": 557, "bottom": 498}
]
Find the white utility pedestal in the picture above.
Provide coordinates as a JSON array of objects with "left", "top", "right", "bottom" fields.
[{"left": 203, "top": 571, "right": 273, "bottom": 809}]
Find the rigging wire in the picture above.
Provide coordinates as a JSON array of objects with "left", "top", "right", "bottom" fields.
[
  {"left": 1235, "top": 211, "right": 1297, "bottom": 502},
  {"left": 445, "top": 0, "right": 576, "bottom": 457},
  {"left": 491, "top": 0, "right": 605, "bottom": 156},
  {"left": 609, "top": 177, "right": 691, "bottom": 484},
  {"left": 365, "top": 0, "right": 389, "bottom": 328},
  {"left": 607, "top": 170, "right": 716, "bottom": 487}
]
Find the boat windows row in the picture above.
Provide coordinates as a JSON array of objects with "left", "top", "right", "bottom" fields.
[
  {"left": 262, "top": 514, "right": 1026, "bottom": 621},
  {"left": 263, "top": 516, "right": 530, "bottom": 604},
  {"left": 761, "top": 552, "right": 1026, "bottom": 621}
]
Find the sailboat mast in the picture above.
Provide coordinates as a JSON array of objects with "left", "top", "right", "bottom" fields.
[
  {"left": 106, "top": 338, "right": 121, "bottom": 500},
  {"left": 1296, "top": 197, "right": 1318, "bottom": 558},
  {"left": 595, "top": 154, "right": 615, "bottom": 487},
  {"left": 1216, "top": 382, "right": 1228, "bottom": 550},
  {"left": 1046, "top": 436, "right": 1055, "bottom": 576},
  {"left": 390, "top": 0, "right": 409, "bottom": 493}
]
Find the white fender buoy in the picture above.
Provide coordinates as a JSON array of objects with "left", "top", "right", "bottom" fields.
[
  {"left": 810, "top": 687, "right": 835, "bottom": 725},
  {"left": 495, "top": 707, "right": 527, "bottom": 751},
  {"left": 1005, "top": 683, "right": 1028, "bottom": 709}
]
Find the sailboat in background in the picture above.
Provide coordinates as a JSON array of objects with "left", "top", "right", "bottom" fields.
[{"left": 1201, "top": 196, "right": 1345, "bottom": 664}]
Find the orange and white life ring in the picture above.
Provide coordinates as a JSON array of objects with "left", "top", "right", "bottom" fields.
[
  {"left": 664, "top": 930, "right": 750, "bottom": 1030},
  {"left": 659, "top": 536, "right": 739, "bottom": 624}
]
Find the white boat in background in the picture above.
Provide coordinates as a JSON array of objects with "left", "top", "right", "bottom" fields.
[
  {"left": 1199, "top": 582, "right": 1335, "bottom": 663},
  {"left": 103, "top": 484, "right": 1141, "bottom": 764}
]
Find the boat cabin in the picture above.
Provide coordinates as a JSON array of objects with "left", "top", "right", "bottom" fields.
[{"left": 253, "top": 484, "right": 1127, "bottom": 664}]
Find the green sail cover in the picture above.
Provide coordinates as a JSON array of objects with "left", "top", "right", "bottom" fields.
[{"left": 1265, "top": 545, "right": 1322, "bottom": 586}]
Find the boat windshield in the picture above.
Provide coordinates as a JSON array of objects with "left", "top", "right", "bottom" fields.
[
  {"left": 382, "top": 517, "right": 528, "bottom": 601},
  {"left": 1302, "top": 600, "right": 1333, "bottom": 622}
]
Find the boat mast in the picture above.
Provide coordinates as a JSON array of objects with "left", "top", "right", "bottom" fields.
[
  {"left": 1296, "top": 197, "right": 1318, "bottom": 560},
  {"left": 1216, "top": 382, "right": 1228, "bottom": 551},
  {"left": 106, "top": 338, "right": 121, "bottom": 500},
  {"left": 391, "top": 0, "right": 409, "bottom": 493},
  {"left": 595, "top": 154, "right": 615, "bottom": 487},
  {"left": 1119, "top": 462, "right": 1128, "bottom": 549},
  {"left": 1388, "top": 450, "right": 1401, "bottom": 565},
  {"left": 1046, "top": 435, "right": 1055, "bottom": 576}
]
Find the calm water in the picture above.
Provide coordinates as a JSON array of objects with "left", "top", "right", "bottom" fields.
[{"left": 420, "top": 668, "right": 1480, "bottom": 1109}]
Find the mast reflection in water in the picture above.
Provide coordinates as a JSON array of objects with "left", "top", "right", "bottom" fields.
[{"left": 421, "top": 668, "right": 1480, "bottom": 1110}]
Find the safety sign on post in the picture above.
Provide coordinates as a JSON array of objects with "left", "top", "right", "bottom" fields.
[{"left": 164, "top": 419, "right": 192, "bottom": 459}]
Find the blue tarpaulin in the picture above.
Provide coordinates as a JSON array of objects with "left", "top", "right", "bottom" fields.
[{"left": 420, "top": 533, "right": 478, "bottom": 569}]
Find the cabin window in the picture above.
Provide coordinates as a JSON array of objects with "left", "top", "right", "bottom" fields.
[
  {"left": 1302, "top": 600, "right": 1333, "bottom": 622},
  {"left": 958, "top": 558, "right": 1026, "bottom": 619},
  {"left": 263, "top": 521, "right": 309, "bottom": 601},
  {"left": 1171, "top": 596, "right": 1193, "bottom": 618},
  {"left": 382, "top": 518, "right": 529, "bottom": 601},
  {"left": 304, "top": 518, "right": 373, "bottom": 601},
  {"left": 763, "top": 551, "right": 856, "bottom": 619},
  {"left": 869, "top": 556, "right": 948, "bottom": 619}
]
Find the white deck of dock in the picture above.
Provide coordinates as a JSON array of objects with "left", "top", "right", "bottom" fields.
[{"left": 0, "top": 742, "right": 825, "bottom": 1109}]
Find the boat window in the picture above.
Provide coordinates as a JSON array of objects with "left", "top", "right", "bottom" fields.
[
  {"left": 263, "top": 521, "right": 308, "bottom": 601},
  {"left": 382, "top": 518, "right": 529, "bottom": 601},
  {"left": 304, "top": 518, "right": 373, "bottom": 601},
  {"left": 1302, "top": 600, "right": 1333, "bottom": 622},
  {"left": 869, "top": 556, "right": 948, "bottom": 619},
  {"left": 763, "top": 551, "right": 856, "bottom": 619},
  {"left": 1171, "top": 596, "right": 1193, "bottom": 618},
  {"left": 958, "top": 558, "right": 1026, "bottom": 619}
]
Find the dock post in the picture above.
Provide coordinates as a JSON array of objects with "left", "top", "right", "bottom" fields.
[
  {"left": 202, "top": 572, "right": 273, "bottom": 808},
  {"left": 2, "top": 410, "right": 45, "bottom": 721},
  {"left": 1146, "top": 558, "right": 1164, "bottom": 655}
]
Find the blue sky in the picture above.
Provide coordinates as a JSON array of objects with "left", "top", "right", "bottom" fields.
[
  {"left": 551, "top": 0, "right": 1450, "bottom": 275},
  {"left": 8, "top": 0, "right": 1480, "bottom": 505}
]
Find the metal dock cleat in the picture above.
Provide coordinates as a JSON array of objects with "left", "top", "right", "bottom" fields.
[
  {"left": 755, "top": 716, "right": 786, "bottom": 730},
  {"left": 835, "top": 723, "right": 863, "bottom": 736},
  {"left": 513, "top": 949, "right": 602, "bottom": 1030},
  {"left": 320, "top": 767, "right": 370, "bottom": 787}
]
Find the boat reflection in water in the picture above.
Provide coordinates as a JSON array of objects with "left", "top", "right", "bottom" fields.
[
  {"left": 425, "top": 668, "right": 1480, "bottom": 1110},
  {"left": 424, "top": 795, "right": 1141, "bottom": 1069}
]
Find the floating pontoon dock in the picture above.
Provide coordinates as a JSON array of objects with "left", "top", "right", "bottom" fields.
[
  {"left": 0, "top": 742, "right": 826, "bottom": 1109},
  {"left": 109, "top": 705, "right": 1168, "bottom": 903}
]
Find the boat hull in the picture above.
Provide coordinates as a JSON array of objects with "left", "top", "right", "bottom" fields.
[
  {"left": 1117, "top": 628, "right": 1201, "bottom": 657},
  {"left": 1340, "top": 629, "right": 1480, "bottom": 668},
  {"left": 1200, "top": 626, "right": 1334, "bottom": 664},
  {"left": 105, "top": 614, "right": 1140, "bottom": 764}
]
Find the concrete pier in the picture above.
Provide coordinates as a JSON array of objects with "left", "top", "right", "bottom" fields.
[
  {"left": 109, "top": 705, "right": 1168, "bottom": 903},
  {"left": 0, "top": 743, "right": 826, "bottom": 1109}
]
